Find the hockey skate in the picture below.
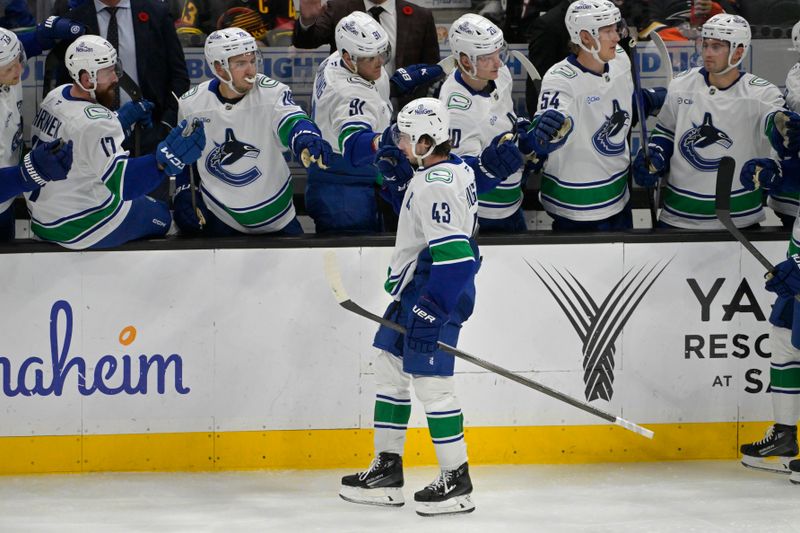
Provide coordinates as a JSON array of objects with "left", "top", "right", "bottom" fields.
[
  {"left": 414, "top": 462, "right": 475, "bottom": 517},
  {"left": 340, "top": 452, "right": 405, "bottom": 507},
  {"left": 790, "top": 459, "right": 800, "bottom": 485},
  {"left": 740, "top": 424, "right": 798, "bottom": 474}
]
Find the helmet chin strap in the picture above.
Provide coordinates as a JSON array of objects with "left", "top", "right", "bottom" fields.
[
  {"left": 578, "top": 37, "right": 607, "bottom": 65},
  {"left": 716, "top": 47, "right": 745, "bottom": 75},
  {"left": 412, "top": 143, "right": 435, "bottom": 168},
  {"left": 217, "top": 64, "right": 252, "bottom": 96}
]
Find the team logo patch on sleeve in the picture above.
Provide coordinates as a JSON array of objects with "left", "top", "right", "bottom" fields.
[
  {"left": 84, "top": 105, "right": 114, "bottom": 120},
  {"left": 181, "top": 86, "right": 198, "bottom": 99},
  {"left": 204, "top": 128, "right": 262, "bottom": 186},
  {"left": 425, "top": 169, "right": 453, "bottom": 183},
  {"left": 447, "top": 93, "right": 471, "bottom": 110},
  {"left": 550, "top": 65, "right": 577, "bottom": 79}
]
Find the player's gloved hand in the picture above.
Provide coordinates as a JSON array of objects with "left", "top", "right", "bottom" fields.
[
  {"left": 20, "top": 139, "right": 73, "bottom": 188},
  {"left": 390, "top": 64, "right": 445, "bottom": 96},
  {"left": 116, "top": 100, "right": 155, "bottom": 138},
  {"left": 36, "top": 16, "right": 85, "bottom": 50},
  {"left": 375, "top": 145, "right": 413, "bottom": 195},
  {"left": 479, "top": 133, "right": 523, "bottom": 181},
  {"left": 766, "top": 254, "right": 800, "bottom": 298},
  {"left": 173, "top": 183, "right": 210, "bottom": 232},
  {"left": 377, "top": 124, "right": 396, "bottom": 149},
  {"left": 642, "top": 87, "right": 667, "bottom": 116},
  {"left": 405, "top": 295, "right": 446, "bottom": 354},
  {"left": 519, "top": 110, "right": 569, "bottom": 156},
  {"left": 632, "top": 144, "right": 668, "bottom": 187},
  {"left": 769, "top": 110, "right": 800, "bottom": 158},
  {"left": 292, "top": 130, "right": 332, "bottom": 168},
  {"left": 740, "top": 158, "right": 781, "bottom": 191},
  {"left": 157, "top": 119, "right": 206, "bottom": 176}
]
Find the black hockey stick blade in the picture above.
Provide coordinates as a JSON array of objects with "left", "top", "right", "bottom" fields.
[
  {"left": 714, "top": 156, "right": 775, "bottom": 273},
  {"left": 323, "top": 251, "right": 654, "bottom": 440}
]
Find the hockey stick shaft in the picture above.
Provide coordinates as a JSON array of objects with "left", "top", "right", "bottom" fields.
[
  {"left": 324, "top": 252, "right": 654, "bottom": 440},
  {"left": 714, "top": 156, "right": 775, "bottom": 272},
  {"left": 630, "top": 39, "right": 657, "bottom": 228}
]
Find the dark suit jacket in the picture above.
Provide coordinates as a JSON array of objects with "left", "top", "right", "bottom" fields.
[
  {"left": 291, "top": 0, "right": 440, "bottom": 69},
  {"left": 53, "top": 0, "right": 189, "bottom": 137}
]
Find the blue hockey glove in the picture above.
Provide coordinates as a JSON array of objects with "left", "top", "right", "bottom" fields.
[
  {"left": 632, "top": 144, "right": 668, "bottom": 187},
  {"left": 116, "top": 100, "right": 154, "bottom": 138},
  {"left": 479, "top": 133, "right": 523, "bottom": 181},
  {"left": 292, "top": 129, "right": 332, "bottom": 169},
  {"left": 36, "top": 16, "right": 85, "bottom": 50},
  {"left": 769, "top": 110, "right": 800, "bottom": 158},
  {"left": 519, "top": 110, "right": 569, "bottom": 156},
  {"left": 766, "top": 254, "right": 800, "bottom": 298},
  {"left": 377, "top": 124, "right": 397, "bottom": 149},
  {"left": 390, "top": 64, "right": 444, "bottom": 96},
  {"left": 157, "top": 119, "right": 206, "bottom": 176},
  {"left": 20, "top": 139, "right": 73, "bottom": 188},
  {"left": 173, "top": 183, "right": 210, "bottom": 232},
  {"left": 740, "top": 158, "right": 781, "bottom": 191},
  {"left": 375, "top": 145, "right": 413, "bottom": 195},
  {"left": 405, "top": 295, "right": 446, "bottom": 354},
  {"left": 642, "top": 87, "right": 667, "bottom": 117}
]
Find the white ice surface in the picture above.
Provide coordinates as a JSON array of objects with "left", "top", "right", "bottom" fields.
[{"left": 0, "top": 461, "right": 798, "bottom": 533}]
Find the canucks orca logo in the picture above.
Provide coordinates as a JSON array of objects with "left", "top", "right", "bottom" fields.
[
  {"left": 591, "top": 99, "right": 629, "bottom": 156},
  {"left": 678, "top": 112, "right": 733, "bottom": 171},
  {"left": 204, "top": 128, "right": 262, "bottom": 187}
]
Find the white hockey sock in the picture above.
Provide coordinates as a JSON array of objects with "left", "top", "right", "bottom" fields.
[
  {"left": 414, "top": 375, "right": 468, "bottom": 471},
  {"left": 373, "top": 351, "right": 411, "bottom": 455}
]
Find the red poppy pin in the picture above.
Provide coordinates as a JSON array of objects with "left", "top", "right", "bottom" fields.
[
  {"left": 402, "top": 5, "right": 413, "bottom": 15},
  {"left": 138, "top": 11, "right": 149, "bottom": 22}
]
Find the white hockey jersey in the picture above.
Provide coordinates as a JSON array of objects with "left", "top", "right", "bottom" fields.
[
  {"left": 27, "top": 85, "right": 131, "bottom": 249},
  {"left": 653, "top": 68, "right": 784, "bottom": 229},
  {"left": 385, "top": 157, "right": 478, "bottom": 299},
  {"left": 439, "top": 66, "right": 522, "bottom": 220},
  {"left": 311, "top": 51, "right": 392, "bottom": 156},
  {"left": 178, "top": 74, "right": 306, "bottom": 233},
  {"left": 768, "top": 62, "right": 800, "bottom": 219},
  {"left": 0, "top": 82, "right": 23, "bottom": 215},
  {"left": 536, "top": 50, "right": 633, "bottom": 221}
]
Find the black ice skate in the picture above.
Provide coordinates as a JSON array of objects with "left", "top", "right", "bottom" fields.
[
  {"left": 414, "top": 462, "right": 475, "bottom": 517},
  {"left": 339, "top": 452, "right": 405, "bottom": 507},
  {"left": 740, "top": 424, "right": 798, "bottom": 474},
  {"left": 790, "top": 459, "right": 800, "bottom": 485}
]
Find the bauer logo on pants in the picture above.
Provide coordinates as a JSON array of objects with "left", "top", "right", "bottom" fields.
[{"left": 524, "top": 258, "right": 672, "bottom": 402}]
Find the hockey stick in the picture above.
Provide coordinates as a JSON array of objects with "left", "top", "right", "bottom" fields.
[
  {"left": 713, "top": 156, "right": 795, "bottom": 298},
  {"left": 323, "top": 251, "right": 655, "bottom": 440},
  {"left": 650, "top": 32, "right": 673, "bottom": 85},
  {"left": 170, "top": 93, "right": 205, "bottom": 227},
  {"left": 117, "top": 71, "right": 143, "bottom": 157},
  {"left": 629, "top": 38, "right": 657, "bottom": 228},
  {"left": 510, "top": 50, "right": 541, "bottom": 82},
  {"left": 437, "top": 55, "right": 457, "bottom": 76}
]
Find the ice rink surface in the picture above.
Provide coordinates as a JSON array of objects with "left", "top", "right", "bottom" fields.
[{"left": 0, "top": 461, "right": 798, "bottom": 533}]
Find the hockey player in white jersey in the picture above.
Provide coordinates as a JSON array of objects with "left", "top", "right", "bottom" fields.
[
  {"left": 340, "top": 98, "right": 478, "bottom": 516},
  {"left": 0, "top": 28, "right": 74, "bottom": 240},
  {"left": 633, "top": 14, "right": 797, "bottom": 230},
  {"left": 306, "top": 11, "right": 393, "bottom": 234},
  {"left": 439, "top": 14, "right": 527, "bottom": 232},
  {"left": 535, "top": 0, "right": 661, "bottom": 231},
  {"left": 174, "top": 28, "right": 331, "bottom": 236},
  {"left": 28, "top": 35, "right": 206, "bottom": 250},
  {"left": 764, "top": 21, "right": 800, "bottom": 228}
]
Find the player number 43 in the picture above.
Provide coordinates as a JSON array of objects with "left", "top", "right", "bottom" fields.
[{"left": 431, "top": 202, "right": 451, "bottom": 224}]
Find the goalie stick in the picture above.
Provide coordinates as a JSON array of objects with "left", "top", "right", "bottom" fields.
[{"left": 323, "top": 251, "right": 654, "bottom": 440}]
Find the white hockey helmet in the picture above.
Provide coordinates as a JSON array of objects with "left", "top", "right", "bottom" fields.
[
  {"left": 205, "top": 27, "right": 260, "bottom": 95},
  {"left": 0, "top": 28, "right": 25, "bottom": 70},
  {"left": 701, "top": 14, "right": 751, "bottom": 73},
  {"left": 335, "top": 11, "right": 391, "bottom": 69},
  {"left": 448, "top": 14, "right": 508, "bottom": 78},
  {"left": 65, "top": 35, "right": 119, "bottom": 98},
  {"left": 396, "top": 97, "right": 450, "bottom": 166},
  {"left": 792, "top": 20, "right": 800, "bottom": 53},
  {"left": 564, "top": 0, "right": 625, "bottom": 62}
]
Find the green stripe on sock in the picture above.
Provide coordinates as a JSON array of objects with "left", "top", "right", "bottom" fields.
[
  {"left": 771, "top": 366, "right": 800, "bottom": 390},
  {"left": 427, "top": 413, "right": 463, "bottom": 439},
  {"left": 374, "top": 400, "right": 411, "bottom": 425}
]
